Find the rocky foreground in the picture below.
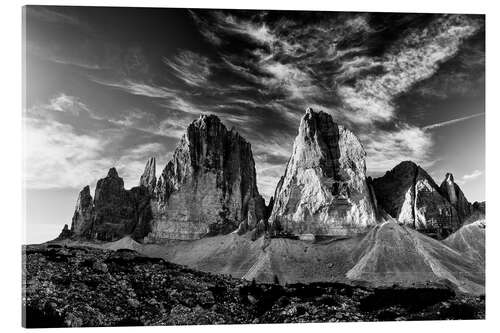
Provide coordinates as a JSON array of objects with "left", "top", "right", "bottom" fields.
[{"left": 23, "top": 244, "right": 484, "bottom": 327}]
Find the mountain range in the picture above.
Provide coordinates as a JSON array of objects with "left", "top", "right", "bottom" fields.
[{"left": 55, "top": 108, "right": 485, "bottom": 294}]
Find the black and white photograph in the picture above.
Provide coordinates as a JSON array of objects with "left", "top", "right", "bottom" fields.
[{"left": 21, "top": 4, "right": 486, "bottom": 328}]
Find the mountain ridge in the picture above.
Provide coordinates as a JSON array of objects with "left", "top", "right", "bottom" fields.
[{"left": 53, "top": 109, "right": 485, "bottom": 295}]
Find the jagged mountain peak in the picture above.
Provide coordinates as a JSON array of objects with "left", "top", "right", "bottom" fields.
[
  {"left": 140, "top": 157, "right": 156, "bottom": 193},
  {"left": 372, "top": 161, "right": 462, "bottom": 238},
  {"left": 80, "top": 185, "right": 91, "bottom": 196},
  {"left": 439, "top": 171, "right": 472, "bottom": 222},
  {"left": 147, "top": 113, "right": 265, "bottom": 240},
  {"left": 107, "top": 167, "right": 119, "bottom": 178},
  {"left": 444, "top": 172, "right": 455, "bottom": 182},
  {"left": 270, "top": 108, "right": 377, "bottom": 236}
]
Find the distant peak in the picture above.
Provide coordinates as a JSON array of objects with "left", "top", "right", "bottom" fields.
[
  {"left": 395, "top": 160, "right": 418, "bottom": 169},
  {"left": 107, "top": 167, "right": 119, "bottom": 178},
  {"left": 145, "top": 156, "right": 156, "bottom": 166},
  {"left": 304, "top": 107, "right": 328, "bottom": 118},
  {"left": 301, "top": 108, "right": 341, "bottom": 131},
  {"left": 194, "top": 113, "right": 221, "bottom": 126},
  {"left": 444, "top": 173, "right": 455, "bottom": 182}
]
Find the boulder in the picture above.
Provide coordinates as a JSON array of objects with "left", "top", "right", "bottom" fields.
[
  {"left": 269, "top": 108, "right": 377, "bottom": 236},
  {"left": 146, "top": 114, "right": 266, "bottom": 241}
]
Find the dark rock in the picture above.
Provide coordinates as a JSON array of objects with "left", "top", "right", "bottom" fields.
[
  {"left": 439, "top": 173, "right": 472, "bottom": 222},
  {"left": 372, "top": 161, "right": 460, "bottom": 238},
  {"left": 23, "top": 244, "right": 485, "bottom": 327},
  {"left": 57, "top": 224, "right": 72, "bottom": 240},
  {"left": 472, "top": 201, "right": 485, "bottom": 215},
  {"left": 264, "top": 196, "right": 274, "bottom": 220},
  {"left": 62, "top": 168, "right": 154, "bottom": 242}
]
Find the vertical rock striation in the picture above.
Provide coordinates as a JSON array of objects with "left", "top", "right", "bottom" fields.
[
  {"left": 372, "top": 162, "right": 461, "bottom": 238},
  {"left": 61, "top": 165, "right": 155, "bottom": 242},
  {"left": 269, "top": 108, "right": 377, "bottom": 236},
  {"left": 90, "top": 168, "right": 138, "bottom": 241},
  {"left": 140, "top": 157, "right": 157, "bottom": 194},
  {"left": 70, "top": 185, "right": 94, "bottom": 237},
  {"left": 146, "top": 114, "right": 266, "bottom": 241},
  {"left": 439, "top": 173, "right": 472, "bottom": 222},
  {"left": 60, "top": 115, "right": 266, "bottom": 242}
]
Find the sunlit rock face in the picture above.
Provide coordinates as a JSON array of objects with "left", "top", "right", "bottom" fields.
[
  {"left": 372, "top": 161, "right": 461, "bottom": 238},
  {"left": 269, "top": 108, "right": 377, "bottom": 236},
  {"left": 146, "top": 115, "right": 266, "bottom": 241},
  {"left": 140, "top": 157, "right": 157, "bottom": 194},
  {"left": 69, "top": 185, "right": 94, "bottom": 237},
  {"left": 439, "top": 173, "right": 472, "bottom": 222}
]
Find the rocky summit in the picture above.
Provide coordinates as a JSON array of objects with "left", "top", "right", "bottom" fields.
[
  {"left": 63, "top": 168, "right": 154, "bottom": 242},
  {"left": 439, "top": 173, "right": 472, "bottom": 222},
  {"left": 371, "top": 161, "right": 461, "bottom": 238},
  {"left": 62, "top": 115, "right": 266, "bottom": 242},
  {"left": 148, "top": 114, "right": 266, "bottom": 241},
  {"left": 270, "top": 108, "right": 377, "bottom": 236}
]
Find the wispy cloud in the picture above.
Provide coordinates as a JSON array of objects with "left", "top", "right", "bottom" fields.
[
  {"left": 339, "top": 15, "right": 480, "bottom": 124},
  {"left": 163, "top": 50, "right": 211, "bottom": 87},
  {"left": 362, "top": 125, "right": 434, "bottom": 173},
  {"left": 456, "top": 169, "right": 483, "bottom": 185},
  {"left": 90, "top": 78, "right": 176, "bottom": 99},
  {"left": 24, "top": 117, "right": 112, "bottom": 189},
  {"left": 24, "top": 93, "right": 178, "bottom": 191},
  {"left": 25, "top": 10, "right": 484, "bottom": 202},
  {"left": 29, "top": 93, "right": 90, "bottom": 116},
  {"left": 261, "top": 62, "right": 319, "bottom": 99},
  {"left": 463, "top": 169, "right": 482, "bottom": 181},
  {"left": 423, "top": 113, "right": 484, "bottom": 130},
  {"left": 212, "top": 12, "right": 277, "bottom": 45},
  {"left": 27, "top": 6, "right": 91, "bottom": 31}
]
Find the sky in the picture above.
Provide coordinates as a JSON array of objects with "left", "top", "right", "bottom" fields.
[{"left": 23, "top": 6, "right": 485, "bottom": 243}]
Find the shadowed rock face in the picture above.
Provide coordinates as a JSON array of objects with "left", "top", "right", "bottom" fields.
[
  {"left": 439, "top": 173, "right": 472, "bottom": 222},
  {"left": 472, "top": 201, "right": 485, "bottom": 215},
  {"left": 372, "top": 162, "right": 460, "bottom": 238},
  {"left": 90, "top": 168, "right": 139, "bottom": 241},
  {"left": 147, "top": 114, "right": 265, "bottom": 241},
  {"left": 62, "top": 167, "right": 154, "bottom": 242},
  {"left": 60, "top": 115, "right": 266, "bottom": 242},
  {"left": 270, "top": 108, "right": 377, "bottom": 236}
]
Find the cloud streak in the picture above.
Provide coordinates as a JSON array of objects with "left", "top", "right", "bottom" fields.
[
  {"left": 163, "top": 50, "right": 211, "bottom": 87},
  {"left": 25, "top": 9, "right": 484, "bottom": 201},
  {"left": 423, "top": 113, "right": 484, "bottom": 130},
  {"left": 456, "top": 169, "right": 483, "bottom": 185}
]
